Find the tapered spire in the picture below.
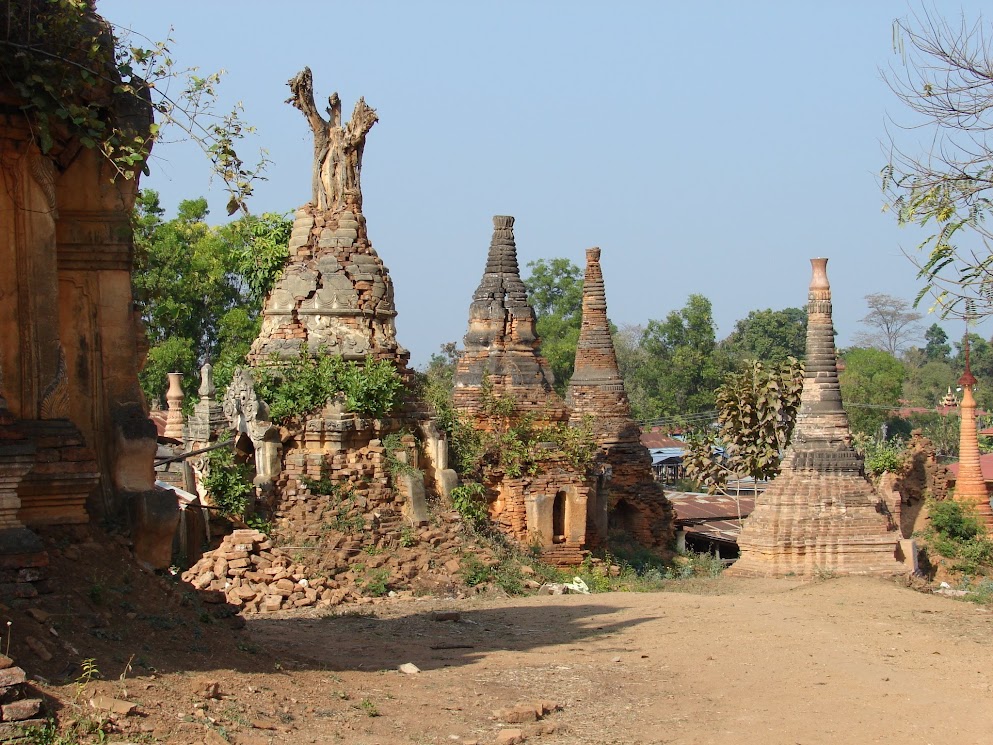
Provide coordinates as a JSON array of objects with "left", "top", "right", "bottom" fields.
[
  {"left": 953, "top": 331, "right": 993, "bottom": 527},
  {"left": 729, "top": 258, "right": 902, "bottom": 577},
  {"left": 570, "top": 247, "right": 624, "bottom": 389},
  {"left": 453, "top": 216, "right": 559, "bottom": 411}
]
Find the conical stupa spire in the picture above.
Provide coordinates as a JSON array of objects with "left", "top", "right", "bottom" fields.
[
  {"left": 453, "top": 216, "right": 559, "bottom": 412},
  {"left": 953, "top": 332, "right": 993, "bottom": 527},
  {"left": 728, "top": 258, "right": 901, "bottom": 577},
  {"left": 780, "top": 258, "right": 863, "bottom": 472},
  {"left": 565, "top": 247, "right": 673, "bottom": 551},
  {"left": 570, "top": 247, "right": 624, "bottom": 389}
]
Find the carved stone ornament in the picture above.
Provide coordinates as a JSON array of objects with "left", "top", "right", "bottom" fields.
[
  {"left": 222, "top": 367, "right": 272, "bottom": 445},
  {"left": 39, "top": 344, "right": 69, "bottom": 419}
]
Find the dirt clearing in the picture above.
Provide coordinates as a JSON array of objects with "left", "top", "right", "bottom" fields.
[{"left": 29, "top": 574, "right": 993, "bottom": 745}]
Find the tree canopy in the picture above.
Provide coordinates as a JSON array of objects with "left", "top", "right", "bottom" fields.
[
  {"left": 133, "top": 190, "right": 290, "bottom": 405},
  {"left": 883, "top": 9, "right": 993, "bottom": 319},
  {"left": 720, "top": 307, "right": 807, "bottom": 365},
  {"left": 523, "top": 258, "right": 584, "bottom": 394}
]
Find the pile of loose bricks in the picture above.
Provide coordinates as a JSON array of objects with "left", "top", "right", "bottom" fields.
[
  {"left": 182, "top": 508, "right": 504, "bottom": 613},
  {"left": 0, "top": 654, "right": 43, "bottom": 738}
]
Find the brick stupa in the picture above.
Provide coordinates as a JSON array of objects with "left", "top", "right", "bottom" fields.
[
  {"left": 951, "top": 338, "right": 993, "bottom": 529},
  {"left": 453, "top": 216, "right": 567, "bottom": 426},
  {"left": 728, "top": 258, "right": 902, "bottom": 577},
  {"left": 453, "top": 217, "right": 591, "bottom": 562},
  {"left": 249, "top": 68, "right": 407, "bottom": 369},
  {"left": 566, "top": 247, "right": 673, "bottom": 551}
]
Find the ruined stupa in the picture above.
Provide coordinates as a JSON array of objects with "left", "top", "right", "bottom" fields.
[
  {"left": 566, "top": 247, "right": 674, "bottom": 551},
  {"left": 951, "top": 338, "right": 993, "bottom": 529},
  {"left": 453, "top": 216, "right": 567, "bottom": 423},
  {"left": 728, "top": 258, "right": 902, "bottom": 577},
  {"left": 453, "top": 217, "right": 592, "bottom": 562},
  {"left": 248, "top": 67, "right": 407, "bottom": 369}
]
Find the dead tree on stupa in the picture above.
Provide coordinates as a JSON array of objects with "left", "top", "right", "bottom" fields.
[
  {"left": 728, "top": 258, "right": 904, "bottom": 577},
  {"left": 287, "top": 67, "right": 378, "bottom": 213}
]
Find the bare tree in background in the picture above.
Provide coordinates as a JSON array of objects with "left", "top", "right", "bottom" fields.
[
  {"left": 881, "top": 9, "right": 993, "bottom": 319},
  {"left": 852, "top": 293, "right": 922, "bottom": 356}
]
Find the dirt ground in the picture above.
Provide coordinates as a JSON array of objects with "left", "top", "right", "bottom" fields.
[{"left": 20, "top": 562, "right": 993, "bottom": 745}]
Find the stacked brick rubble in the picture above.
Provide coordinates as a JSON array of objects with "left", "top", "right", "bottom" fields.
[
  {"left": 0, "top": 655, "right": 44, "bottom": 737},
  {"left": 453, "top": 217, "right": 592, "bottom": 564},
  {"left": 951, "top": 342, "right": 993, "bottom": 529},
  {"left": 566, "top": 247, "right": 674, "bottom": 552},
  {"left": 728, "top": 258, "right": 902, "bottom": 577},
  {"left": 182, "top": 517, "right": 505, "bottom": 613}
]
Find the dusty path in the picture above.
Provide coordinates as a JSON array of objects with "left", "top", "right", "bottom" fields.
[{"left": 141, "top": 576, "right": 993, "bottom": 745}]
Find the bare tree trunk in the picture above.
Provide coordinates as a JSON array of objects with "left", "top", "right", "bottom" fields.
[{"left": 286, "top": 67, "right": 377, "bottom": 213}]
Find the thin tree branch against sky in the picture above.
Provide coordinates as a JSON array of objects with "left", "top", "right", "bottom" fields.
[{"left": 97, "top": 0, "right": 992, "bottom": 367}]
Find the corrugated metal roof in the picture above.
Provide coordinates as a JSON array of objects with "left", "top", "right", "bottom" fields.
[{"left": 667, "top": 491, "right": 754, "bottom": 544}]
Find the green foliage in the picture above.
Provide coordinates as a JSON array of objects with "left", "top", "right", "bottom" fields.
[
  {"left": 720, "top": 307, "right": 807, "bottom": 365},
  {"left": 523, "top": 258, "right": 584, "bottom": 394},
  {"left": 920, "top": 499, "right": 993, "bottom": 576},
  {"left": 632, "top": 295, "right": 730, "bottom": 420},
  {"left": 236, "top": 212, "right": 293, "bottom": 304},
  {"left": 851, "top": 433, "right": 908, "bottom": 477},
  {"left": 683, "top": 358, "right": 804, "bottom": 492},
  {"left": 254, "top": 349, "right": 405, "bottom": 424},
  {"left": 2, "top": 2, "right": 267, "bottom": 212},
  {"left": 203, "top": 446, "right": 252, "bottom": 519},
  {"left": 451, "top": 482, "right": 490, "bottom": 531},
  {"left": 133, "top": 192, "right": 290, "bottom": 404},
  {"left": 459, "top": 555, "right": 493, "bottom": 586},
  {"left": 361, "top": 569, "right": 390, "bottom": 597},
  {"left": 924, "top": 323, "right": 951, "bottom": 362},
  {"left": 382, "top": 433, "right": 423, "bottom": 481},
  {"left": 839, "top": 347, "right": 906, "bottom": 437},
  {"left": 931, "top": 499, "right": 983, "bottom": 542}
]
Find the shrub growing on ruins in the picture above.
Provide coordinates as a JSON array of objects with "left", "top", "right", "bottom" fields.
[
  {"left": 852, "top": 434, "right": 908, "bottom": 478},
  {"left": 919, "top": 499, "right": 993, "bottom": 576},
  {"left": 382, "top": 433, "right": 423, "bottom": 480},
  {"left": 255, "top": 348, "right": 405, "bottom": 423},
  {"left": 203, "top": 446, "right": 253, "bottom": 519},
  {"left": 451, "top": 482, "right": 489, "bottom": 531}
]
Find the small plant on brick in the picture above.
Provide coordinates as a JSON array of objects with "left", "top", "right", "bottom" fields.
[
  {"left": 459, "top": 555, "right": 493, "bottom": 586},
  {"left": 382, "top": 432, "right": 423, "bottom": 480},
  {"left": 362, "top": 569, "right": 390, "bottom": 597},
  {"left": 451, "top": 482, "right": 489, "bottom": 531}
]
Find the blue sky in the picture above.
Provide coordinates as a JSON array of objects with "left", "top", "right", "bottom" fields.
[{"left": 97, "top": 1, "right": 990, "bottom": 367}]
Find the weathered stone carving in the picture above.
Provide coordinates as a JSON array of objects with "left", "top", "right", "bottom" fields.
[
  {"left": 728, "top": 259, "right": 903, "bottom": 577},
  {"left": 286, "top": 67, "right": 378, "bottom": 213},
  {"left": 38, "top": 345, "right": 69, "bottom": 420}
]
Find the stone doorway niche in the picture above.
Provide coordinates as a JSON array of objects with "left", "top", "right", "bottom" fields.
[
  {"left": 526, "top": 485, "right": 587, "bottom": 548},
  {"left": 552, "top": 491, "right": 566, "bottom": 544},
  {"left": 233, "top": 432, "right": 258, "bottom": 483},
  {"left": 609, "top": 498, "right": 638, "bottom": 535}
]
